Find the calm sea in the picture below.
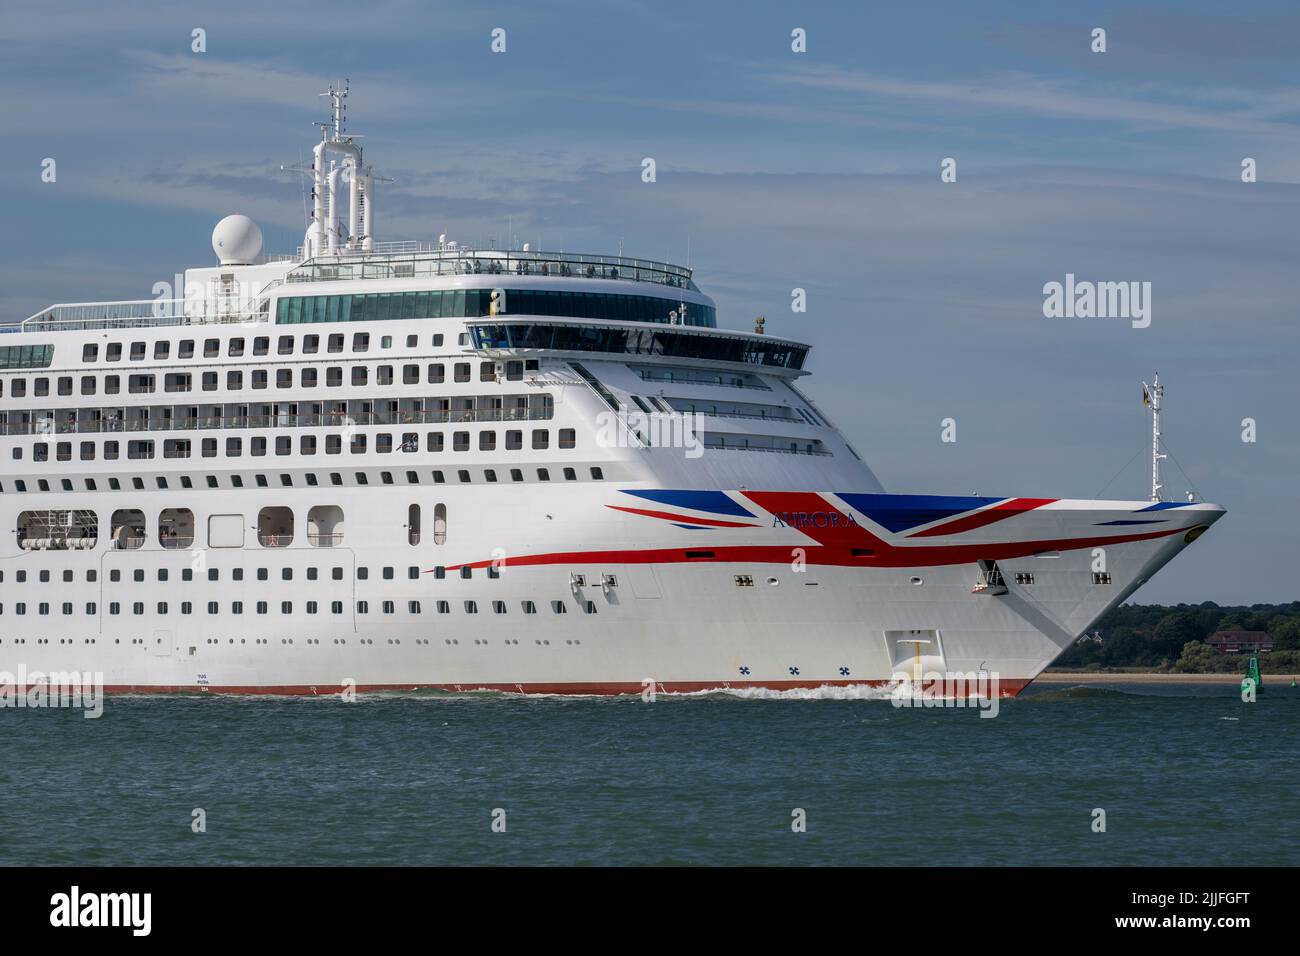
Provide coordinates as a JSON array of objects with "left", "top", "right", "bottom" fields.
[{"left": 2, "top": 681, "right": 1296, "bottom": 866}]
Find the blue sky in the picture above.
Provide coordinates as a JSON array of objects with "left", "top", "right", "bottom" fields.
[{"left": 3, "top": 0, "right": 1298, "bottom": 603}]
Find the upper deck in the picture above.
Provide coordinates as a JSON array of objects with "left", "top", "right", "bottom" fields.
[
  {"left": 285, "top": 245, "right": 696, "bottom": 291},
  {"left": 5, "top": 245, "right": 702, "bottom": 337}
]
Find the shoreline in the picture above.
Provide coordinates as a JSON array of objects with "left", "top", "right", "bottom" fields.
[{"left": 1037, "top": 671, "right": 1299, "bottom": 684}]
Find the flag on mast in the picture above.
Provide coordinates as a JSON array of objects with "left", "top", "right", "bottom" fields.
[{"left": 1142, "top": 382, "right": 1151, "bottom": 407}]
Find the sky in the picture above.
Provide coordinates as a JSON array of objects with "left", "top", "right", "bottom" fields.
[{"left": 2, "top": 0, "right": 1298, "bottom": 604}]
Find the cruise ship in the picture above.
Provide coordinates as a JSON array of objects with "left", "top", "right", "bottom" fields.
[{"left": 0, "top": 92, "right": 1223, "bottom": 697}]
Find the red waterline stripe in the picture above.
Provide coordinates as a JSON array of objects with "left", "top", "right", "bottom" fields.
[
  {"left": 908, "top": 497, "right": 1058, "bottom": 537},
  {"left": 605, "top": 505, "right": 759, "bottom": 528},
  {"left": 68, "top": 678, "right": 1033, "bottom": 699},
  {"left": 444, "top": 525, "right": 1187, "bottom": 572}
]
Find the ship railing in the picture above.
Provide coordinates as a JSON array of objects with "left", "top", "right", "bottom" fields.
[
  {"left": 672, "top": 408, "right": 804, "bottom": 423},
  {"left": 159, "top": 535, "right": 195, "bottom": 549},
  {"left": 20, "top": 299, "right": 273, "bottom": 333},
  {"left": 634, "top": 369, "right": 773, "bottom": 390},
  {"left": 701, "top": 439, "right": 831, "bottom": 456},
  {"left": 292, "top": 240, "right": 438, "bottom": 258},
  {"left": 285, "top": 247, "right": 695, "bottom": 291},
  {"left": 258, "top": 533, "right": 291, "bottom": 548},
  {"left": 306, "top": 533, "right": 343, "bottom": 547}
]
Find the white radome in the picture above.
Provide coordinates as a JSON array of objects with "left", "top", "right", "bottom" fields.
[{"left": 212, "top": 214, "right": 263, "bottom": 265}]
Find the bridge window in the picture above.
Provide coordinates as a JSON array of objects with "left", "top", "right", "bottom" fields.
[
  {"left": 475, "top": 324, "right": 805, "bottom": 369},
  {"left": 276, "top": 289, "right": 715, "bottom": 328}
]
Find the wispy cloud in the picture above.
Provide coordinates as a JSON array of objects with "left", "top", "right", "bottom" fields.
[{"left": 762, "top": 63, "right": 1300, "bottom": 138}]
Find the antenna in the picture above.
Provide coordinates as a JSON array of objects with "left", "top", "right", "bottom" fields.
[
  {"left": 1142, "top": 374, "right": 1166, "bottom": 502},
  {"left": 321, "top": 79, "right": 350, "bottom": 139}
]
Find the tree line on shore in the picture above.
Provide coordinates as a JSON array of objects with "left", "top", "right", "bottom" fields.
[{"left": 1052, "top": 601, "right": 1300, "bottom": 673}]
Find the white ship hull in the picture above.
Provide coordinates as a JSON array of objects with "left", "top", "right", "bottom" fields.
[{"left": 0, "top": 479, "right": 1222, "bottom": 697}]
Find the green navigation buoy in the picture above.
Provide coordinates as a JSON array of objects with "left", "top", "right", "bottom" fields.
[{"left": 1241, "top": 649, "right": 1263, "bottom": 697}]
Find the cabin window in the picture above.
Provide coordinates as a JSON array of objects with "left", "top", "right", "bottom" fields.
[
  {"left": 307, "top": 505, "right": 343, "bottom": 547},
  {"left": 16, "top": 509, "right": 98, "bottom": 550},
  {"left": 110, "top": 509, "right": 145, "bottom": 549},
  {"left": 257, "top": 506, "right": 294, "bottom": 547},
  {"left": 158, "top": 508, "right": 195, "bottom": 548}
]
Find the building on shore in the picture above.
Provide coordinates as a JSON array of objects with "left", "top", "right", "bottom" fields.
[{"left": 1206, "top": 630, "right": 1274, "bottom": 654}]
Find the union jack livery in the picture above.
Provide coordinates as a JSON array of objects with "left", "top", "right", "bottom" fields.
[{"left": 0, "top": 93, "right": 1223, "bottom": 697}]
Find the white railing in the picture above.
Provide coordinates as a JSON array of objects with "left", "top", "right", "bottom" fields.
[
  {"left": 21, "top": 298, "right": 273, "bottom": 333},
  {"left": 286, "top": 246, "right": 694, "bottom": 289}
]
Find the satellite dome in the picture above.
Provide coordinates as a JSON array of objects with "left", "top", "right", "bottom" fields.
[{"left": 212, "top": 215, "right": 263, "bottom": 265}]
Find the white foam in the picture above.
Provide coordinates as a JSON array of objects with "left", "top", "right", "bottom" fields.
[{"left": 660, "top": 683, "right": 899, "bottom": 701}]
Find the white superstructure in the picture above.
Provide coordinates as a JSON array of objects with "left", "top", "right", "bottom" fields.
[{"left": 0, "top": 96, "right": 1223, "bottom": 696}]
